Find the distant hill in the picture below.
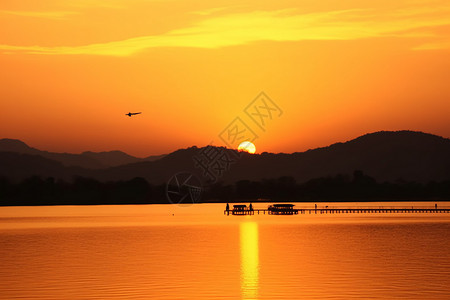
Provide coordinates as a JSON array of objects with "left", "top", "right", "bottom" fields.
[
  {"left": 225, "top": 130, "right": 450, "bottom": 184},
  {"left": 0, "top": 139, "right": 104, "bottom": 169},
  {"left": 0, "top": 152, "right": 67, "bottom": 180},
  {"left": 1, "top": 131, "right": 449, "bottom": 184},
  {"left": 0, "top": 139, "right": 165, "bottom": 169}
]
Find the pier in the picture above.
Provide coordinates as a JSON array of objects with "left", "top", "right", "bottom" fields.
[{"left": 225, "top": 204, "right": 450, "bottom": 216}]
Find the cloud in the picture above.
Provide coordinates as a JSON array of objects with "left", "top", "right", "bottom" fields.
[
  {"left": 190, "top": 7, "right": 230, "bottom": 16},
  {"left": 0, "top": 10, "right": 78, "bottom": 20},
  {"left": 65, "top": 0, "right": 125, "bottom": 10},
  {"left": 413, "top": 40, "right": 450, "bottom": 50},
  {"left": 1, "top": 5, "right": 449, "bottom": 56}
]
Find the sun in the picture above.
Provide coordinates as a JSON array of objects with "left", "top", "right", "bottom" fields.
[{"left": 238, "top": 141, "right": 256, "bottom": 154}]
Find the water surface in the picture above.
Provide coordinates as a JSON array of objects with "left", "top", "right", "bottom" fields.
[{"left": 1, "top": 202, "right": 449, "bottom": 299}]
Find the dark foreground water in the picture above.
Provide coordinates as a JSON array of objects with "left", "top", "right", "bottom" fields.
[{"left": 1, "top": 202, "right": 449, "bottom": 299}]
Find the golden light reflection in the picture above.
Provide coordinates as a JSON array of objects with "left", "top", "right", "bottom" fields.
[{"left": 240, "top": 222, "right": 259, "bottom": 300}]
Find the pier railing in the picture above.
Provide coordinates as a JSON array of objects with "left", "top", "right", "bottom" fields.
[
  {"left": 298, "top": 205, "right": 450, "bottom": 210},
  {"left": 225, "top": 204, "right": 450, "bottom": 215}
]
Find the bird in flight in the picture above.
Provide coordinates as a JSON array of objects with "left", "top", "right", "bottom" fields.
[{"left": 125, "top": 112, "right": 142, "bottom": 117}]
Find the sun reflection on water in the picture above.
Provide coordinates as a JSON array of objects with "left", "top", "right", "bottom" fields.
[{"left": 240, "top": 222, "right": 259, "bottom": 300}]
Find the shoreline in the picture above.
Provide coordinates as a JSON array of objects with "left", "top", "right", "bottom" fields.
[{"left": 1, "top": 199, "right": 450, "bottom": 207}]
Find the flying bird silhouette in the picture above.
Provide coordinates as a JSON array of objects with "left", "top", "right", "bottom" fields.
[{"left": 126, "top": 112, "right": 142, "bottom": 117}]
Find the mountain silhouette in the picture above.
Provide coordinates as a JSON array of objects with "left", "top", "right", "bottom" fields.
[
  {"left": 0, "top": 139, "right": 165, "bottom": 169},
  {"left": 221, "top": 130, "right": 450, "bottom": 184},
  {"left": 81, "top": 151, "right": 165, "bottom": 167},
  {"left": 1, "top": 131, "right": 449, "bottom": 184}
]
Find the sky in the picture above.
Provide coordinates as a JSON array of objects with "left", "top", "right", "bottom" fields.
[{"left": 1, "top": 0, "right": 449, "bottom": 157}]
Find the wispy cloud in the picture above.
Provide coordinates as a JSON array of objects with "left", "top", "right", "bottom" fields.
[
  {"left": 1, "top": 5, "right": 449, "bottom": 56},
  {"left": 413, "top": 40, "right": 450, "bottom": 50},
  {"left": 0, "top": 10, "right": 78, "bottom": 20},
  {"left": 190, "top": 7, "right": 230, "bottom": 16},
  {"left": 65, "top": 0, "right": 125, "bottom": 10}
]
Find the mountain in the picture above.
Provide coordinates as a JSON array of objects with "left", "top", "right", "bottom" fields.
[
  {"left": 223, "top": 130, "right": 450, "bottom": 184},
  {"left": 0, "top": 139, "right": 104, "bottom": 169},
  {"left": 0, "top": 152, "right": 83, "bottom": 181},
  {"left": 81, "top": 151, "right": 141, "bottom": 167},
  {"left": 81, "top": 151, "right": 166, "bottom": 167},
  {"left": 97, "top": 131, "right": 450, "bottom": 184},
  {"left": 1, "top": 131, "right": 450, "bottom": 184},
  {"left": 0, "top": 139, "right": 165, "bottom": 169}
]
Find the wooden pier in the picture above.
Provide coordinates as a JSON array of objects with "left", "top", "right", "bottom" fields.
[{"left": 225, "top": 204, "right": 450, "bottom": 216}]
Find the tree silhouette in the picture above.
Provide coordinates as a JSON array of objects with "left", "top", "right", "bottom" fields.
[{"left": 0, "top": 171, "right": 449, "bottom": 205}]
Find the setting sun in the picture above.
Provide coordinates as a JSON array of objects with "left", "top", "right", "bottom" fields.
[{"left": 238, "top": 141, "right": 256, "bottom": 154}]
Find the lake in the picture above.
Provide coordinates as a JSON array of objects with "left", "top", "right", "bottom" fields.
[{"left": 1, "top": 202, "right": 449, "bottom": 299}]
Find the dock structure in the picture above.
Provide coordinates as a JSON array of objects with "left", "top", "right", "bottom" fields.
[
  {"left": 268, "top": 204, "right": 298, "bottom": 215},
  {"left": 230, "top": 205, "right": 254, "bottom": 215},
  {"left": 225, "top": 204, "right": 450, "bottom": 216}
]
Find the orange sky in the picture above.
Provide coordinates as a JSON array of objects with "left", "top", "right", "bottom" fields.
[{"left": 1, "top": 0, "right": 449, "bottom": 157}]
